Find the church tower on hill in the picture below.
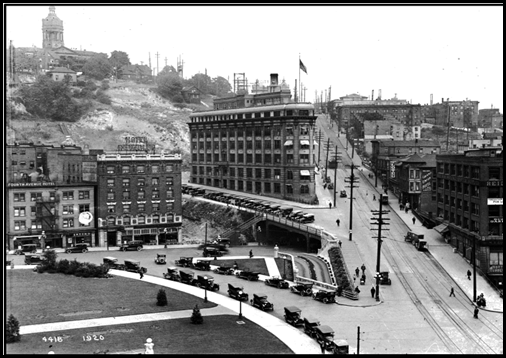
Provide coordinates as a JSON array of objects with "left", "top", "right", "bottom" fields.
[{"left": 42, "top": 6, "right": 64, "bottom": 49}]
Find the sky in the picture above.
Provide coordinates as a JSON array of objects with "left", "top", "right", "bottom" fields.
[{"left": 4, "top": 4, "right": 504, "bottom": 111}]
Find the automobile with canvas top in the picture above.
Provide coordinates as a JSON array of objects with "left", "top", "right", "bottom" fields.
[
  {"left": 284, "top": 306, "right": 304, "bottom": 327},
  {"left": 250, "top": 293, "right": 274, "bottom": 311},
  {"left": 194, "top": 260, "right": 211, "bottom": 271},
  {"left": 303, "top": 316, "right": 321, "bottom": 338},
  {"left": 65, "top": 243, "right": 89, "bottom": 254},
  {"left": 119, "top": 240, "right": 143, "bottom": 251},
  {"left": 237, "top": 270, "right": 260, "bottom": 281},
  {"left": 163, "top": 267, "right": 181, "bottom": 281},
  {"left": 264, "top": 276, "right": 290, "bottom": 289},
  {"left": 14, "top": 244, "right": 38, "bottom": 255},
  {"left": 124, "top": 259, "right": 147, "bottom": 273},
  {"left": 312, "top": 287, "right": 337, "bottom": 304},
  {"left": 196, "top": 274, "right": 219, "bottom": 291},
  {"left": 213, "top": 264, "right": 235, "bottom": 275},
  {"left": 175, "top": 257, "right": 194, "bottom": 268},
  {"left": 179, "top": 269, "right": 198, "bottom": 285},
  {"left": 154, "top": 253, "right": 167, "bottom": 265},
  {"left": 227, "top": 283, "right": 249, "bottom": 301},
  {"left": 103, "top": 256, "right": 125, "bottom": 270},
  {"left": 290, "top": 282, "right": 314, "bottom": 296}
]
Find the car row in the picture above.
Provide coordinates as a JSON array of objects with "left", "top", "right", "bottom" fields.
[{"left": 102, "top": 257, "right": 147, "bottom": 273}]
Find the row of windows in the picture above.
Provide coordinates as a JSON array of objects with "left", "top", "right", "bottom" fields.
[
  {"left": 191, "top": 166, "right": 312, "bottom": 181},
  {"left": 107, "top": 202, "right": 174, "bottom": 213},
  {"left": 106, "top": 214, "right": 176, "bottom": 226},
  {"left": 437, "top": 181, "right": 491, "bottom": 197},
  {"left": 191, "top": 153, "right": 311, "bottom": 164},
  {"left": 191, "top": 109, "right": 312, "bottom": 123},
  {"left": 192, "top": 178, "right": 311, "bottom": 195},
  {"left": 106, "top": 189, "right": 173, "bottom": 200},
  {"left": 437, "top": 164, "right": 501, "bottom": 179},
  {"left": 191, "top": 125, "right": 311, "bottom": 138},
  {"left": 13, "top": 219, "right": 90, "bottom": 231},
  {"left": 12, "top": 191, "right": 91, "bottom": 202},
  {"left": 104, "top": 164, "right": 174, "bottom": 175},
  {"left": 191, "top": 141, "right": 312, "bottom": 151},
  {"left": 107, "top": 177, "right": 173, "bottom": 187}
]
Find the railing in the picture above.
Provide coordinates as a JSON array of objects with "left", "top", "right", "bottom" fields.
[{"left": 220, "top": 215, "right": 263, "bottom": 238}]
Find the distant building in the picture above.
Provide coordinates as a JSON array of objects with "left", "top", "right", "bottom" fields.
[
  {"left": 421, "top": 98, "right": 479, "bottom": 128},
  {"left": 46, "top": 66, "right": 77, "bottom": 83},
  {"left": 181, "top": 85, "right": 203, "bottom": 104},
  {"left": 120, "top": 64, "right": 153, "bottom": 81},
  {"left": 478, "top": 108, "right": 503, "bottom": 129}
]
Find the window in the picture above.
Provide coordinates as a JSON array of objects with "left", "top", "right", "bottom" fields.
[
  {"left": 167, "top": 189, "right": 174, "bottom": 198},
  {"left": 287, "top": 154, "right": 294, "bottom": 163},
  {"left": 300, "top": 125, "right": 309, "bottom": 135},
  {"left": 246, "top": 154, "right": 253, "bottom": 163},
  {"left": 166, "top": 177, "right": 173, "bottom": 186},
  {"left": 246, "top": 168, "right": 253, "bottom": 178},
  {"left": 230, "top": 168, "right": 236, "bottom": 177},
  {"left": 62, "top": 205, "right": 74, "bottom": 215},
  {"left": 79, "top": 191, "right": 90, "bottom": 200},
  {"left": 274, "top": 169, "right": 281, "bottom": 180},
  {"left": 31, "top": 207, "right": 37, "bottom": 216},
  {"left": 264, "top": 154, "right": 271, "bottom": 163},
  {"left": 122, "top": 165, "right": 130, "bottom": 173},
  {"left": 264, "top": 182, "right": 271, "bottom": 193},
  {"left": 107, "top": 192, "right": 115, "bottom": 200},
  {"left": 300, "top": 185, "right": 309, "bottom": 194},
  {"left": 123, "top": 216, "right": 131, "bottom": 225},
  {"left": 14, "top": 207, "right": 26, "bottom": 217},
  {"left": 274, "top": 154, "right": 281, "bottom": 163},
  {"left": 14, "top": 221, "right": 26, "bottom": 231},
  {"left": 107, "top": 178, "right": 115, "bottom": 187},
  {"left": 286, "top": 184, "right": 293, "bottom": 194},
  {"left": 300, "top": 154, "right": 309, "bottom": 163},
  {"left": 123, "top": 204, "right": 131, "bottom": 213},
  {"left": 137, "top": 165, "right": 145, "bottom": 173},
  {"left": 152, "top": 165, "right": 159, "bottom": 173},
  {"left": 152, "top": 214, "right": 160, "bottom": 224},
  {"left": 152, "top": 190, "right": 160, "bottom": 199},
  {"left": 137, "top": 216, "right": 146, "bottom": 224},
  {"left": 255, "top": 154, "right": 262, "bottom": 163},
  {"left": 137, "top": 189, "right": 145, "bottom": 200},
  {"left": 63, "top": 218, "right": 74, "bottom": 228},
  {"left": 63, "top": 191, "right": 74, "bottom": 200},
  {"left": 152, "top": 177, "right": 159, "bottom": 186},
  {"left": 14, "top": 193, "right": 25, "bottom": 202},
  {"left": 122, "top": 178, "right": 130, "bottom": 187},
  {"left": 238, "top": 168, "right": 244, "bottom": 178},
  {"left": 79, "top": 204, "right": 90, "bottom": 213},
  {"left": 166, "top": 202, "right": 174, "bottom": 210},
  {"left": 138, "top": 178, "right": 145, "bottom": 186},
  {"left": 274, "top": 183, "right": 281, "bottom": 193},
  {"left": 167, "top": 213, "right": 174, "bottom": 222},
  {"left": 165, "top": 165, "right": 173, "bottom": 172},
  {"left": 107, "top": 204, "right": 115, "bottom": 213},
  {"left": 31, "top": 221, "right": 42, "bottom": 230},
  {"left": 265, "top": 169, "right": 271, "bottom": 179},
  {"left": 123, "top": 190, "right": 131, "bottom": 200},
  {"left": 107, "top": 165, "right": 115, "bottom": 174},
  {"left": 287, "top": 171, "right": 293, "bottom": 180}
]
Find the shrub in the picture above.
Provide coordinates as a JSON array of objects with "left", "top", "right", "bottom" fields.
[
  {"left": 96, "top": 90, "right": 112, "bottom": 105},
  {"left": 100, "top": 80, "right": 110, "bottom": 90},
  {"left": 190, "top": 304, "right": 203, "bottom": 324},
  {"left": 6, "top": 314, "right": 21, "bottom": 343},
  {"left": 66, "top": 259, "right": 80, "bottom": 275},
  {"left": 42, "top": 250, "right": 58, "bottom": 270},
  {"left": 174, "top": 103, "right": 187, "bottom": 109},
  {"left": 57, "top": 259, "right": 71, "bottom": 274},
  {"left": 157, "top": 288, "right": 168, "bottom": 306},
  {"left": 171, "top": 94, "right": 184, "bottom": 103}
]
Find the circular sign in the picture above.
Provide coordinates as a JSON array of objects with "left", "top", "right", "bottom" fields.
[{"left": 79, "top": 211, "right": 93, "bottom": 225}]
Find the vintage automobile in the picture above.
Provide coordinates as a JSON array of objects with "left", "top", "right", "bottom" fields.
[
  {"left": 340, "top": 190, "right": 347, "bottom": 198},
  {"left": 299, "top": 213, "right": 315, "bottom": 224},
  {"left": 175, "top": 257, "right": 194, "bottom": 268},
  {"left": 227, "top": 283, "right": 249, "bottom": 301},
  {"left": 333, "top": 339, "right": 350, "bottom": 355},
  {"left": 278, "top": 206, "right": 294, "bottom": 217},
  {"left": 163, "top": 267, "right": 181, "bottom": 281},
  {"left": 288, "top": 210, "right": 305, "bottom": 221},
  {"left": 179, "top": 269, "right": 198, "bottom": 285},
  {"left": 196, "top": 274, "right": 220, "bottom": 291},
  {"left": 303, "top": 316, "right": 321, "bottom": 338},
  {"left": 119, "top": 240, "right": 144, "bottom": 251},
  {"left": 264, "top": 276, "right": 290, "bottom": 289},
  {"left": 405, "top": 231, "right": 427, "bottom": 251},
  {"left": 194, "top": 260, "right": 211, "bottom": 271},
  {"left": 213, "top": 265, "right": 235, "bottom": 275},
  {"left": 216, "top": 238, "right": 231, "bottom": 247},
  {"left": 154, "top": 253, "right": 167, "bottom": 265},
  {"left": 378, "top": 271, "right": 392, "bottom": 285},
  {"left": 14, "top": 244, "right": 38, "bottom": 255},
  {"left": 250, "top": 293, "right": 274, "bottom": 311},
  {"left": 284, "top": 306, "right": 304, "bottom": 327},
  {"left": 124, "top": 259, "right": 147, "bottom": 274},
  {"left": 312, "top": 288, "right": 337, "bottom": 304},
  {"left": 65, "top": 243, "right": 89, "bottom": 254},
  {"left": 24, "top": 253, "right": 45, "bottom": 265},
  {"left": 203, "top": 246, "right": 223, "bottom": 257},
  {"left": 236, "top": 270, "right": 260, "bottom": 281},
  {"left": 314, "top": 325, "right": 349, "bottom": 354},
  {"left": 103, "top": 256, "right": 125, "bottom": 270},
  {"left": 327, "top": 182, "right": 334, "bottom": 190},
  {"left": 290, "top": 282, "right": 314, "bottom": 296}
]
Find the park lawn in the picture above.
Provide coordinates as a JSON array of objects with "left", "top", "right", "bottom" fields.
[
  {"left": 6, "top": 316, "right": 293, "bottom": 354},
  {"left": 6, "top": 270, "right": 217, "bottom": 325}
]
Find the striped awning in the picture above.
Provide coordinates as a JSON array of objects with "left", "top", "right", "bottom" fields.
[
  {"left": 300, "top": 140, "right": 310, "bottom": 145},
  {"left": 300, "top": 170, "right": 311, "bottom": 176},
  {"left": 284, "top": 140, "right": 293, "bottom": 146}
]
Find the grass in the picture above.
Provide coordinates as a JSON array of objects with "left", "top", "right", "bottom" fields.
[
  {"left": 210, "top": 258, "right": 268, "bottom": 275},
  {"left": 6, "top": 270, "right": 292, "bottom": 354}
]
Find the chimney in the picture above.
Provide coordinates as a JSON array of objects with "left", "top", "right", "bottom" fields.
[
  {"left": 430, "top": 94, "right": 433, "bottom": 105},
  {"left": 270, "top": 73, "right": 278, "bottom": 86},
  {"left": 372, "top": 89, "right": 374, "bottom": 101}
]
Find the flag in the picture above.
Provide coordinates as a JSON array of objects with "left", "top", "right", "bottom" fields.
[{"left": 299, "top": 59, "right": 307, "bottom": 74}]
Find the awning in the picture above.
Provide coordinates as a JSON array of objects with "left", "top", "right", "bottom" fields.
[
  {"left": 313, "top": 140, "right": 318, "bottom": 146},
  {"left": 284, "top": 140, "right": 293, "bottom": 146},
  {"left": 300, "top": 170, "right": 311, "bottom": 176},
  {"left": 433, "top": 223, "right": 449, "bottom": 235},
  {"left": 300, "top": 140, "right": 310, "bottom": 145}
]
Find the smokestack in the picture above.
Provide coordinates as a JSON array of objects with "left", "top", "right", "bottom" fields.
[
  {"left": 442, "top": 97, "right": 444, "bottom": 103},
  {"left": 430, "top": 94, "right": 433, "bottom": 105},
  {"left": 372, "top": 89, "right": 374, "bottom": 101},
  {"left": 378, "top": 89, "right": 382, "bottom": 100},
  {"left": 270, "top": 73, "right": 278, "bottom": 86}
]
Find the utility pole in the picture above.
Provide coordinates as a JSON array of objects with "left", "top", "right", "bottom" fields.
[
  {"left": 204, "top": 222, "right": 207, "bottom": 247},
  {"left": 371, "top": 195, "right": 390, "bottom": 301},
  {"left": 317, "top": 129, "right": 323, "bottom": 164},
  {"left": 332, "top": 145, "right": 341, "bottom": 207},
  {"left": 344, "top": 164, "right": 360, "bottom": 241},
  {"left": 357, "top": 326, "right": 360, "bottom": 355},
  {"left": 155, "top": 52, "right": 160, "bottom": 78},
  {"left": 324, "top": 138, "right": 331, "bottom": 180}
]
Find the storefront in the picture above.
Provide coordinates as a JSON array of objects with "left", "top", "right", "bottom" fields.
[
  {"left": 11, "top": 235, "right": 42, "bottom": 251},
  {"left": 64, "top": 231, "right": 94, "bottom": 247}
]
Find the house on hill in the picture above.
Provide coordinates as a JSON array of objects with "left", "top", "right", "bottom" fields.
[
  {"left": 120, "top": 64, "right": 152, "bottom": 81},
  {"left": 46, "top": 66, "right": 77, "bottom": 83},
  {"left": 181, "top": 85, "right": 203, "bottom": 104}
]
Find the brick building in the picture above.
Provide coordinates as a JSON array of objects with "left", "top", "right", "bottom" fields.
[{"left": 422, "top": 98, "right": 479, "bottom": 128}]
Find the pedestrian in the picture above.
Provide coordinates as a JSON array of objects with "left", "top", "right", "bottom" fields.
[
  {"left": 366, "top": 191, "right": 368, "bottom": 196},
  {"left": 355, "top": 267, "right": 360, "bottom": 277},
  {"left": 336, "top": 218, "right": 340, "bottom": 227},
  {"left": 370, "top": 285, "right": 376, "bottom": 298},
  {"left": 233, "top": 261, "right": 239, "bottom": 270},
  {"left": 449, "top": 287, "right": 455, "bottom": 297},
  {"left": 329, "top": 202, "right": 332, "bottom": 209},
  {"left": 361, "top": 264, "right": 366, "bottom": 274},
  {"left": 323, "top": 183, "right": 327, "bottom": 189},
  {"left": 249, "top": 250, "right": 253, "bottom": 258},
  {"left": 144, "top": 338, "right": 154, "bottom": 354},
  {"left": 139, "top": 268, "right": 144, "bottom": 279},
  {"left": 338, "top": 239, "right": 342, "bottom": 247},
  {"left": 405, "top": 206, "right": 408, "bottom": 213},
  {"left": 412, "top": 217, "right": 416, "bottom": 225},
  {"left": 473, "top": 306, "right": 479, "bottom": 319},
  {"left": 373, "top": 194, "right": 376, "bottom": 201},
  {"left": 467, "top": 270, "right": 471, "bottom": 280},
  {"left": 354, "top": 286, "right": 361, "bottom": 294}
]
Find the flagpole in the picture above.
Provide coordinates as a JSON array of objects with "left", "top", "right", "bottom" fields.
[{"left": 298, "top": 54, "right": 301, "bottom": 103}]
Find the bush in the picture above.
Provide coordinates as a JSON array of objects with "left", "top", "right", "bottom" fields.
[
  {"left": 190, "top": 304, "right": 203, "bottom": 324},
  {"left": 100, "top": 80, "right": 110, "bottom": 90},
  {"left": 171, "top": 94, "right": 184, "bottom": 103},
  {"left": 157, "top": 288, "right": 168, "bottom": 306},
  {"left": 96, "top": 90, "right": 112, "bottom": 105},
  {"left": 173, "top": 103, "right": 187, "bottom": 109},
  {"left": 42, "top": 250, "right": 58, "bottom": 270},
  {"left": 6, "top": 314, "right": 21, "bottom": 343},
  {"left": 57, "top": 259, "right": 71, "bottom": 274},
  {"left": 66, "top": 259, "right": 80, "bottom": 275}
]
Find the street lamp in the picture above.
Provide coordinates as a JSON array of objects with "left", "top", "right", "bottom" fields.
[
  {"left": 163, "top": 228, "right": 168, "bottom": 249},
  {"left": 203, "top": 275, "right": 208, "bottom": 303},
  {"left": 239, "top": 300, "right": 243, "bottom": 319},
  {"left": 374, "top": 272, "right": 380, "bottom": 302}
]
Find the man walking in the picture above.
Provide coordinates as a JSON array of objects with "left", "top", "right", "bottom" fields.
[
  {"left": 473, "top": 306, "right": 479, "bottom": 319},
  {"left": 449, "top": 287, "right": 455, "bottom": 297},
  {"left": 249, "top": 250, "right": 253, "bottom": 258},
  {"left": 336, "top": 218, "right": 340, "bottom": 227},
  {"left": 355, "top": 267, "right": 360, "bottom": 277},
  {"left": 338, "top": 239, "right": 342, "bottom": 248},
  {"left": 467, "top": 270, "right": 472, "bottom": 280},
  {"left": 361, "top": 264, "right": 366, "bottom": 275},
  {"left": 412, "top": 217, "right": 416, "bottom": 225},
  {"left": 373, "top": 195, "right": 376, "bottom": 201},
  {"left": 370, "top": 285, "right": 376, "bottom": 298},
  {"left": 139, "top": 268, "right": 144, "bottom": 279},
  {"left": 329, "top": 202, "right": 332, "bottom": 209}
]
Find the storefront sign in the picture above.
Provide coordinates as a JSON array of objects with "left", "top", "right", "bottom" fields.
[
  {"left": 7, "top": 182, "right": 56, "bottom": 187},
  {"left": 117, "top": 136, "right": 154, "bottom": 152},
  {"left": 487, "top": 198, "right": 503, "bottom": 205},
  {"left": 489, "top": 265, "right": 503, "bottom": 274},
  {"left": 82, "top": 161, "right": 97, "bottom": 182},
  {"left": 487, "top": 180, "right": 503, "bottom": 187},
  {"left": 489, "top": 217, "right": 503, "bottom": 223}
]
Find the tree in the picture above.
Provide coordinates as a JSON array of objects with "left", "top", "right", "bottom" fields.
[
  {"left": 109, "top": 50, "right": 131, "bottom": 69},
  {"left": 82, "top": 54, "right": 113, "bottom": 80},
  {"left": 156, "top": 288, "right": 168, "bottom": 306},
  {"left": 158, "top": 65, "right": 177, "bottom": 77},
  {"left": 156, "top": 72, "right": 184, "bottom": 100},
  {"left": 186, "top": 73, "right": 212, "bottom": 94},
  {"left": 6, "top": 314, "right": 21, "bottom": 343},
  {"left": 211, "top": 76, "right": 232, "bottom": 97}
]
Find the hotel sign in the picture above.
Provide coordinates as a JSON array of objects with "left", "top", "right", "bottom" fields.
[
  {"left": 487, "top": 198, "right": 503, "bottom": 205},
  {"left": 8, "top": 182, "right": 56, "bottom": 187},
  {"left": 486, "top": 180, "right": 503, "bottom": 187},
  {"left": 117, "top": 136, "right": 154, "bottom": 152},
  {"left": 489, "top": 217, "right": 503, "bottom": 223}
]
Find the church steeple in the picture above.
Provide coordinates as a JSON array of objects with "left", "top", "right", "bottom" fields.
[{"left": 42, "top": 6, "right": 64, "bottom": 49}]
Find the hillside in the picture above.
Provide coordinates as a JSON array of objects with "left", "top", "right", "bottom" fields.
[{"left": 6, "top": 79, "right": 214, "bottom": 167}]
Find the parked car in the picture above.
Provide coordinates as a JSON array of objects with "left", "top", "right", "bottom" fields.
[
  {"left": 264, "top": 276, "right": 290, "bottom": 289},
  {"left": 175, "top": 257, "right": 194, "bottom": 268},
  {"left": 378, "top": 271, "right": 392, "bottom": 285},
  {"left": 227, "top": 283, "right": 249, "bottom": 301},
  {"left": 119, "top": 240, "right": 144, "bottom": 251},
  {"left": 288, "top": 210, "right": 304, "bottom": 221},
  {"left": 290, "top": 282, "right": 314, "bottom": 296},
  {"left": 284, "top": 306, "right": 304, "bottom": 327},
  {"left": 303, "top": 316, "right": 321, "bottom": 338},
  {"left": 312, "top": 288, "right": 337, "bottom": 304},
  {"left": 250, "top": 293, "right": 274, "bottom": 311},
  {"left": 163, "top": 267, "right": 181, "bottom": 281},
  {"left": 14, "top": 244, "right": 38, "bottom": 255},
  {"left": 24, "top": 253, "right": 45, "bottom": 265},
  {"left": 340, "top": 190, "right": 347, "bottom": 198},
  {"left": 194, "top": 260, "right": 211, "bottom": 271},
  {"left": 213, "top": 265, "right": 235, "bottom": 275},
  {"left": 236, "top": 270, "right": 260, "bottom": 281},
  {"left": 124, "top": 259, "right": 147, "bottom": 274},
  {"left": 314, "top": 325, "right": 349, "bottom": 354},
  {"left": 299, "top": 213, "right": 315, "bottom": 224},
  {"left": 103, "top": 256, "right": 125, "bottom": 270},
  {"left": 65, "top": 243, "right": 89, "bottom": 254},
  {"left": 179, "top": 269, "right": 197, "bottom": 285},
  {"left": 196, "top": 274, "right": 220, "bottom": 291},
  {"left": 203, "top": 247, "right": 223, "bottom": 257},
  {"left": 327, "top": 182, "right": 334, "bottom": 190},
  {"left": 154, "top": 253, "right": 167, "bottom": 265},
  {"left": 278, "top": 206, "right": 294, "bottom": 217},
  {"left": 216, "top": 238, "right": 231, "bottom": 247}
]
